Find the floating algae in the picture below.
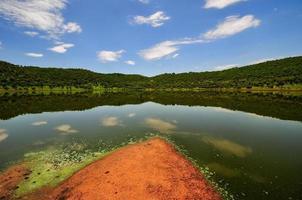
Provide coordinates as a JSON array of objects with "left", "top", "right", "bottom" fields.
[
  {"left": 15, "top": 136, "right": 149, "bottom": 197},
  {"left": 15, "top": 134, "right": 234, "bottom": 200},
  {"left": 15, "top": 142, "right": 109, "bottom": 196}
]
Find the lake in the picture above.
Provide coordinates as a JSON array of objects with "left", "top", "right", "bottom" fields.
[{"left": 0, "top": 91, "right": 302, "bottom": 200}]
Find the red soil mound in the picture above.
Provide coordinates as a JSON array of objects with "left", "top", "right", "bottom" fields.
[
  {"left": 43, "top": 137, "right": 221, "bottom": 200},
  {"left": 0, "top": 164, "right": 30, "bottom": 200}
]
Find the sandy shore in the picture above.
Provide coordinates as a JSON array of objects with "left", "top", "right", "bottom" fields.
[{"left": 2, "top": 138, "right": 221, "bottom": 200}]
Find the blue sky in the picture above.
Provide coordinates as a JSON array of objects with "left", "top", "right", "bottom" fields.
[{"left": 0, "top": 0, "right": 301, "bottom": 76}]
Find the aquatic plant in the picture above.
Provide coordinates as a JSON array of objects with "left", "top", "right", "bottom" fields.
[
  {"left": 15, "top": 142, "right": 107, "bottom": 196},
  {"left": 15, "top": 134, "right": 155, "bottom": 197}
]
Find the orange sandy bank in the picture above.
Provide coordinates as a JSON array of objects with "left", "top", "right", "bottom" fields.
[
  {"left": 0, "top": 164, "right": 30, "bottom": 200},
  {"left": 28, "top": 137, "right": 221, "bottom": 200}
]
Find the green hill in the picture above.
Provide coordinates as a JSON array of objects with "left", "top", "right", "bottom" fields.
[
  {"left": 0, "top": 56, "right": 302, "bottom": 92},
  {"left": 152, "top": 56, "right": 302, "bottom": 89},
  {"left": 0, "top": 61, "right": 146, "bottom": 89}
]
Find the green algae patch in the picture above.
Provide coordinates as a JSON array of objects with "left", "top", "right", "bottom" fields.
[
  {"left": 14, "top": 134, "right": 233, "bottom": 199},
  {"left": 15, "top": 142, "right": 110, "bottom": 197},
  {"left": 14, "top": 135, "right": 151, "bottom": 197}
]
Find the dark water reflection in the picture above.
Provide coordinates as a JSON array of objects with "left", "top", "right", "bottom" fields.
[
  {"left": 1, "top": 91, "right": 302, "bottom": 121},
  {"left": 0, "top": 91, "right": 302, "bottom": 200}
]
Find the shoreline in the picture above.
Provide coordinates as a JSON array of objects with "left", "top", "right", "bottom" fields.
[
  {"left": 1, "top": 137, "right": 222, "bottom": 200},
  {"left": 1, "top": 86, "right": 302, "bottom": 96}
]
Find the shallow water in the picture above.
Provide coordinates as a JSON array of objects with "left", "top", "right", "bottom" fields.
[{"left": 0, "top": 91, "right": 302, "bottom": 200}]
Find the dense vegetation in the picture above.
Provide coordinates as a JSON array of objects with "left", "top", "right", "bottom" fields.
[
  {"left": 0, "top": 56, "right": 302, "bottom": 91},
  {"left": 152, "top": 57, "right": 302, "bottom": 89},
  {"left": 0, "top": 61, "right": 146, "bottom": 89}
]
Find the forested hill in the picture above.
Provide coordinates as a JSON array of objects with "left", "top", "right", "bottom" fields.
[
  {"left": 0, "top": 61, "right": 146, "bottom": 89},
  {"left": 151, "top": 56, "right": 302, "bottom": 89},
  {"left": 0, "top": 56, "right": 302, "bottom": 90}
]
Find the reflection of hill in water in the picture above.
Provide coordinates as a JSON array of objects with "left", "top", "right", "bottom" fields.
[{"left": 0, "top": 92, "right": 302, "bottom": 122}]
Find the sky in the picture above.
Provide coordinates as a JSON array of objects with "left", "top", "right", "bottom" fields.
[{"left": 0, "top": 0, "right": 301, "bottom": 76}]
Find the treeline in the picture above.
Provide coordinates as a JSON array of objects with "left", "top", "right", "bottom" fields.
[
  {"left": 0, "top": 61, "right": 146, "bottom": 89},
  {"left": 152, "top": 56, "right": 302, "bottom": 89},
  {"left": 1, "top": 56, "right": 302, "bottom": 90}
]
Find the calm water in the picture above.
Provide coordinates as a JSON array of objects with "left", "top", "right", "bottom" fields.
[{"left": 0, "top": 92, "right": 302, "bottom": 200}]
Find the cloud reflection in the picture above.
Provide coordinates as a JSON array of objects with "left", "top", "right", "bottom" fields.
[
  {"left": 202, "top": 136, "right": 252, "bottom": 157},
  {"left": 54, "top": 124, "right": 78, "bottom": 135},
  {"left": 206, "top": 162, "right": 241, "bottom": 178},
  {"left": 249, "top": 173, "right": 267, "bottom": 183},
  {"left": 32, "top": 121, "right": 48, "bottom": 126},
  {"left": 144, "top": 118, "right": 177, "bottom": 133},
  {"left": 212, "top": 107, "right": 235, "bottom": 113},
  {"left": 101, "top": 117, "right": 122, "bottom": 127},
  {"left": 128, "top": 113, "right": 136, "bottom": 118},
  {"left": 0, "top": 129, "right": 8, "bottom": 142}
]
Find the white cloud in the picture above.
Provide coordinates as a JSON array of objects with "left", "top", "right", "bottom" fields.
[
  {"left": 25, "top": 52, "right": 44, "bottom": 58},
  {"left": 101, "top": 117, "right": 122, "bottom": 127},
  {"left": 138, "top": 0, "right": 149, "bottom": 4},
  {"left": 144, "top": 118, "right": 177, "bottom": 133},
  {"left": 32, "top": 121, "right": 48, "bottom": 126},
  {"left": 0, "top": 41, "right": 2, "bottom": 49},
  {"left": 212, "top": 55, "right": 299, "bottom": 71},
  {"left": 248, "top": 57, "right": 282, "bottom": 65},
  {"left": 172, "top": 53, "right": 179, "bottom": 59},
  {"left": 214, "top": 64, "right": 238, "bottom": 71},
  {"left": 204, "top": 0, "right": 245, "bottom": 9},
  {"left": 139, "top": 41, "right": 178, "bottom": 61},
  {"left": 139, "top": 38, "right": 203, "bottom": 61},
  {"left": 97, "top": 50, "right": 125, "bottom": 63},
  {"left": 49, "top": 43, "right": 74, "bottom": 53},
  {"left": 24, "top": 31, "right": 39, "bottom": 37},
  {"left": 204, "top": 15, "right": 260, "bottom": 40},
  {"left": 125, "top": 60, "right": 136, "bottom": 66},
  {"left": 55, "top": 124, "right": 78, "bottom": 135},
  {"left": 132, "top": 11, "right": 170, "bottom": 28},
  {"left": 0, "top": 0, "right": 81, "bottom": 39},
  {"left": 0, "top": 129, "right": 8, "bottom": 142},
  {"left": 139, "top": 15, "right": 260, "bottom": 61},
  {"left": 63, "top": 22, "right": 82, "bottom": 33}
]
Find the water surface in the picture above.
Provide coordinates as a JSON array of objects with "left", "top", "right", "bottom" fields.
[{"left": 0, "top": 92, "right": 301, "bottom": 200}]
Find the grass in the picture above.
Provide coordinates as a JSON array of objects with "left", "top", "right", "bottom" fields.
[
  {"left": 1, "top": 84, "right": 302, "bottom": 96},
  {"left": 144, "top": 86, "right": 302, "bottom": 92},
  {"left": 0, "top": 86, "right": 88, "bottom": 96}
]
